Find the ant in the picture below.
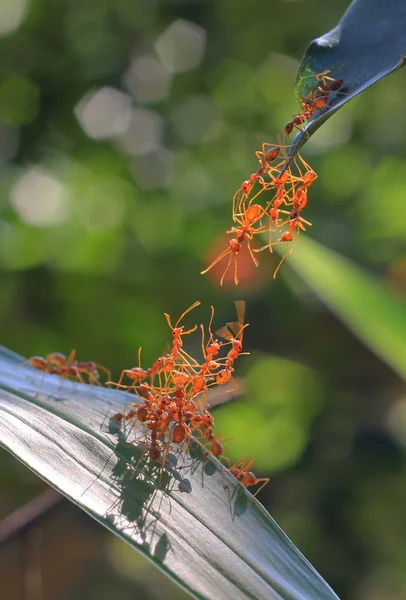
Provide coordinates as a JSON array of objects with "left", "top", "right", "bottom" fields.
[
  {"left": 215, "top": 300, "right": 248, "bottom": 380},
  {"left": 226, "top": 456, "right": 269, "bottom": 497},
  {"left": 201, "top": 203, "right": 266, "bottom": 286},
  {"left": 234, "top": 143, "right": 282, "bottom": 204},
  {"left": 254, "top": 203, "right": 311, "bottom": 279},
  {"left": 164, "top": 301, "right": 201, "bottom": 356},
  {"left": 46, "top": 350, "right": 111, "bottom": 385},
  {"left": 284, "top": 70, "right": 344, "bottom": 135},
  {"left": 190, "top": 306, "right": 222, "bottom": 395},
  {"left": 114, "top": 347, "right": 151, "bottom": 391}
]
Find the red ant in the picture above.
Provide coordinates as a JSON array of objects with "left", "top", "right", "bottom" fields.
[
  {"left": 255, "top": 203, "right": 311, "bottom": 279},
  {"left": 46, "top": 350, "right": 111, "bottom": 385},
  {"left": 226, "top": 456, "right": 269, "bottom": 497},
  {"left": 284, "top": 70, "right": 344, "bottom": 135},
  {"left": 234, "top": 143, "right": 281, "bottom": 202},
  {"left": 164, "top": 301, "right": 201, "bottom": 355},
  {"left": 201, "top": 203, "right": 266, "bottom": 286},
  {"left": 191, "top": 307, "right": 222, "bottom": 395},
  {"left": 215, "top": 300, "right": 248, "bottom": 380}
]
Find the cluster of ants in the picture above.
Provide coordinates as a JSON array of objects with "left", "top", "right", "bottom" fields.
[
  {"left": 23, "top": 301, "right": 269, "bottom": 498},
  {"left": 201, "top": 70, "right": 344, "bottom": 285},
  {"left": 21, "top": 350, "right": 111, "bottom": 385},
  {"left": 19, "top": 71, "right": 345, "bottom": 500}
]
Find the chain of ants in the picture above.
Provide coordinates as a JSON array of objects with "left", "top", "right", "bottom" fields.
[
  {"left": 201, "top": 70, "right": 344, "bottom": 285},
  {"left": 20, "top": 72, "right": 344, "bottom": 499},
  {"left": 22, "top": 301, "right": 269, "bottom": 498}
]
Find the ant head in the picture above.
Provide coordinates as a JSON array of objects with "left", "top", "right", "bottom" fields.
[
  {"left": 229, "top": 239, "right": 242, "bottom": 254},
  {"left": 208, "top": 340, "right": 220, "bottom": 354},
  {"left": 202, "top": 413, "right": 214, "bottom": 427},
  {"left": 241, "top": 181, "right": 251, "bottom": 195},
  {"left": 160, "top": 394, "right": 171, "bottom": 406},
  {"left": 281, "top": 231, "right": 294, "bottom": 242},
  {"left": 233, "top": 339, "right": 243, "bottom": 351},
  {"left": 175, "top": 387, "right": 185, "bottom": 400},
  {"left": 172, "top": 326, "right": 183, "bottom": 337}
]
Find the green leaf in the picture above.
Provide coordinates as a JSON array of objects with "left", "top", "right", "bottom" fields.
[
  {"left": 284, "top": 237, "right": 406, "bottom": 380},
  {"left": 288, "top": 0, "right": 406, "bottom": 158},
  {"left": 0, "top": 346, "right": 339, "bottom": 600}
]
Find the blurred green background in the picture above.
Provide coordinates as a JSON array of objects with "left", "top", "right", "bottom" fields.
[{"left": 1, "top": 0, "right": 406, "bottom": 598}]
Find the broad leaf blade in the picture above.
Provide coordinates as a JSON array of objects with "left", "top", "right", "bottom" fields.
[
  {"left": 289, "top": 0, "right": 406, "bottom": 158},
  {"left": 0, "top": 346, "right": 339, "bottom": 600},
  {"left": 285, "top": 237, "right": 406, "bottom": 380}
]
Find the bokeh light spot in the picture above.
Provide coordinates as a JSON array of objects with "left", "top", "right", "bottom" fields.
[
  {"left": 123, "top": 55, "right": 171, "bottom": 104},
  {"left": 11, "top": 167, "right": 69, "bottom": 227},
  {"left": 117, "top": 108, "right": 163, "bottom": 156},
  {"left": 0, "top": 0, "right": 28, "bottom": 36},
  {"left": 75, "top": 87, "right": 132, "bottom": 140},
  {"left": 155, "top": 19, "right": 206, "bottom": 74}
]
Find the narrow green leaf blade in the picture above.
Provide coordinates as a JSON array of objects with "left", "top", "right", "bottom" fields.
[
  {"left": 0, "top": 346, "right": 340, "bottom": 600},
  {"left": 285, "top": 237, "right": 406, "bottom": 380},
  {"left": 289, "top": 0, "right": 406, "bottom": 158}
]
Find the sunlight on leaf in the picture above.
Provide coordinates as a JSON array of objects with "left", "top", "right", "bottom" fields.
[{"left": 0, "top": 346, "right": 339, "bottom": 600}]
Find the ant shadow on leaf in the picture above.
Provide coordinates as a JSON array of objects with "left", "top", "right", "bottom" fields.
[{"left": 100, "top": 420, "right": 194, "bottom": 557}]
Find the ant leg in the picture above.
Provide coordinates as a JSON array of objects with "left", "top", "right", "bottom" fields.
[
  {"left": 296, "top": 152, "right": 314, "bottom": 176},
  {"left": 219, "top": 253, "right": 234, "bottom": 286},
  {"left": 273, "top": 243, "right": 291, "bottom": 279},
  {"left": 228, "top": 456, "right": 248, "bottom": 472},
  {"left": 232, "top": 189, "right": 243, "bottom": 223},
  {"left": 14, "top": 358, "right": 33, "bottom": 371},
  {"left": 134, "top": 444, "right": 149, "bottom": 473},
  {"left": 96, "top": 364, "right": 111, "bottom": 381},
  {"left": 110, "top": 381, "right": 138, "bottom": 392},
  {"left": 34, "top": 370, "right": 47, "bottom": 398},
  {"left": 89, "top": 373, "right": 103, "bottom": 387},
  {"left": 233, "top": 255, "right": 239, "bottom": 286},
  {"left": 170, "top": 301, "right": 201, "bottom": 329},
  {"left": 201, "top": 247, "right": 231, "bottom": 276},
  {"left": 252, "top": 478, "right": 270, "bottom": 497},
  {"left": 241, "top": 458, "right": 256, "bottom": 474},
  {"left": 115, "top": 369, "right": 129, "bottom": 390},
  {"left": 66, "top": 349, "right": 77, "bottom": 366},
  {"left": 247, "top": 240, "right": 260, "bottom": 268}
]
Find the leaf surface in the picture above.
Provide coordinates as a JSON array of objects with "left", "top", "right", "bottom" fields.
[{"left": 0, "top": 346, "right": 339, "bottom": 600}]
